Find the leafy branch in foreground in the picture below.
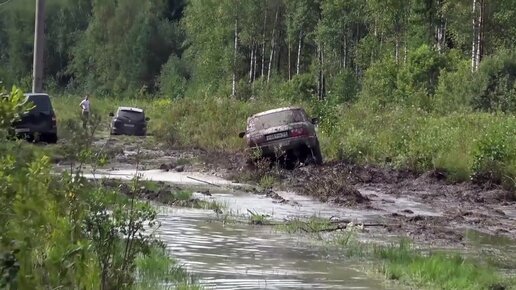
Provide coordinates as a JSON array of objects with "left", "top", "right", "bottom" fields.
[{"left": 0, "top": 86, "right": 200, "bottom": 289}]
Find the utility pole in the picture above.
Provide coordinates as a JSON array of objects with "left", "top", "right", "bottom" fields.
[{"left": 32, "top": 0, "right": 45, "bottom": 93}]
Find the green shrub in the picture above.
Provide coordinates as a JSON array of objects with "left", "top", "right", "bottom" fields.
[
  {"left": 327, "top": 69, "right": 359, "bottom": 104},
  {"left": 472, "top": 51, "right": 516, "bottom": 113},
  {"left": 434, "top": 60, "right": 474, "bottom": 113},
  {"left": 472, "top": 120, "right": 516, "bottom": 188},
  {"left": 359, "top": 56, "right": 398, "bottom": 110},
  {"left": 0, "top": 86, "right": 199, "bottom": 289},
  {"left": 277, "top": 73, "right": 317, "bottom": 102},
  {"left": 158, "top": 55, "right": 191, "bottom": 99}
]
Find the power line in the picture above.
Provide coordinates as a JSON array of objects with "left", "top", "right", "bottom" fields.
[{"left": 0, "top": 0, "right": 15, "bottom": 8}]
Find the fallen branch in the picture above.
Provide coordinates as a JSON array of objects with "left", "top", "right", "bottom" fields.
[{"left": 187, "top": 176, "right": 222, "bottom": 187}]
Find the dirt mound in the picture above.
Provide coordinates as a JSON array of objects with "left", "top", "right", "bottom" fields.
[
  {"left": 101, "top": 179, "right": 184, "bottom": 205},
  {"left": 299, "top": 170, "right": 370, "bottom": 206},
  {"left": 331, "top": 187, "right": 370, "bottom": 206}
]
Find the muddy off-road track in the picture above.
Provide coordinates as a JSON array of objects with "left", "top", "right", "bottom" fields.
[{"left": 56, "top": 136, "right": 516, "bottom": 248}]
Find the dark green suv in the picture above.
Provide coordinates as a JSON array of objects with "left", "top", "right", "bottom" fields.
[{"left": 12, "top": 93, "right": 58, "bottom": 143}]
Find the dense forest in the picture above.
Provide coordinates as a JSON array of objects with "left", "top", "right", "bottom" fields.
[
  {"left": 0, "top": 0, "right": 515, "bottom": 112},
  {"left": 0, "top": 0, "right": 515, "bottom": 186}
]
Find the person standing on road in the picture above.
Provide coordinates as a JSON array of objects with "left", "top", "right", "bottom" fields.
[{"left": 79, "top": 95, "right": 90, "bottom": 129}]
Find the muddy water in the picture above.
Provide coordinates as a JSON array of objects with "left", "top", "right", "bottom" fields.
[
  {"left": 157, "top": 207, "right": 394, "bottom": 289},
  {"left": 87, "top": 169, "right": 400, "bottom": 289}
]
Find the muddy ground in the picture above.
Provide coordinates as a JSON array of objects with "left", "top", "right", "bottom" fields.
[{"left": 57, "top": 135, "right": 516, "bottom": 248}]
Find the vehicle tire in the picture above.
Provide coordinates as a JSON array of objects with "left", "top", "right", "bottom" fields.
[
  {"left": 283, "top": 155, "right": 298, "bottom": 170},
  {"left": 46, "top": 133, "right": 58, "bottom": 144},
  {"left": 311, "top": 141, "right": 323, "bottom": 165}
]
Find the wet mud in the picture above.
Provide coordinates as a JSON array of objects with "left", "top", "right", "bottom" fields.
[{"left": 56, "top": 135, "right": 516, "bottom": 248}]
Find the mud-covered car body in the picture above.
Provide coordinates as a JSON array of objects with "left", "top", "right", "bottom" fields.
[
  {"left": 239, "top": 107, "right": 322, "bottom": 165},
  {"left": 110, "top": 107, "right": 149, "bottom": 136},
  {"left": 11, "top": 93, "right": 58, "bottom": 143}
]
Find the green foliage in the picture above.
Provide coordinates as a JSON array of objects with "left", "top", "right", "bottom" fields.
[
  {"left": 158, "top": 55, "right": 191, "bottom": 99},
  {"left": 0, "top": 85, "right": 27, "bottom": 133},
  {"left": 359, "top": 57, "right": 399, "bottom": 110},
  {"left": 277, "top": 73, "right": 316, "bottom": 101},
  {"left": 69, "top": 0, "right": 184, "bottom": 95},
  {"left": 373, "top": 240, "right": 506, "bottom": 290},
  {"left": 472, "top": 122, "right": 516, "bottom": 188},
  {"left": 277, "top": 216, "right": 334, "bottom": 235},
  {"left": 246, "top": 209, "right": 271, "bottom": 225},
  {"left": 472, "top": 51, "right": 516, "bottom": 113},
  {"left": 326, "top": 69, "right": 359, "bottom": 104},
  {"left": 434, "top": 58, "right": 474, "bottom": 113},
  {"left": 396, "top": 45, "right": 448, "bottom": 110},
  {"left": 134, "top": 247, "right": 201, "bottom": 290},
  {"left": 0, "top": 86, "right": 199, "bottom": 289}
]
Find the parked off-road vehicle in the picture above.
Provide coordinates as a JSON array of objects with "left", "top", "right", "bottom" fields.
[
  {"left": 11, "top": 93, "right": 58, "bottom": 143},
  {"left": 239, "top": 107, "right": 323, "bottom": 167},
  {"left": 109, "top": 107, "right": 149, "bottom": 136}
]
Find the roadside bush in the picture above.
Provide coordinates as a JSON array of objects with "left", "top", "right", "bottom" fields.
[
  {"left": 397, "top": 45, "right": 447, "bottom": 108},
  {"left": 276, "top": 73, "right": 317, "bottom": 102},
  {"left": 434, "top": 59, "right": 474, "bottom": 113},
  {"left": 358, "top": 56, "right": 398, "bottom": 110},
  {"left": 158, "top": 55, "right": 191, "bottom": 99},
  {"left": 472, "top": 120, "right": 516, "bottom": 188},
  {"left": 321, "top": 104, "right": 515, "bottom": 184},
  {"left": 0, "top": 86, "right": 199, "bottom": 289},
  {"left": 326, "top": 69, "right": 359, "bottom": 104},
  {"left": 472, "top": 51, "right": 516, "bottom": 113}
]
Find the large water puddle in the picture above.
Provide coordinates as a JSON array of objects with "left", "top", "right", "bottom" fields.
[
  {"left": 157, "top": 207, "right": 395, "bottom": 289},
  {"left": 84, "top": 168, "right": 516, "bottom": 289},
  {"left": 86, "top": 169, "right": 401, "bottom": 289}
]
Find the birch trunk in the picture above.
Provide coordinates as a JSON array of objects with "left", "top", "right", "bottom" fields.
[
  {"left": 261, "top": 6, "right": 267, "bottom": 80},
  {"left": 249, "top": 44, "right": 254, "bottom": 82},
  {"left": 342, "top": 33, "right": 347, "bottom": 69},
  {"left": 471, "top": 0, "right": 478, "bottom": 72},
  {"left": 267, "top": 8, "right": 279, "bottom": 83},
  {"left": 253, "top": 46, "right": 257, "bottom": 83},
  {"left": 288, "top": 39, "right": 291, "bottom": 80},
  {"left": 232, "top": 18, "right": 238, "bottom": 97},
  {"left": 317, "top": 42, "right": 324, "bottom": 100},
  {"left": 436, "top": 0, "right": 446, "bottom": 54},
  {"left": 296, "top": 30, "right": 303, "bottom": 75},
  {"left": 476, "top": 0, "right": 484, "bottom": 69}
]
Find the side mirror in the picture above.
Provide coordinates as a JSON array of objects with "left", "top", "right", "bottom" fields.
[
  {"left": 109, "top": 112, "right": 114, "bottom": 117},
  {"left": 311, "top": 117, "right": 319, "bottom": 124},
  {"left": 238, "top": 131, "right": 246, "bottom": 138},
  {"left": 145, "top": 117, "right": 150, "bottom": 121}
]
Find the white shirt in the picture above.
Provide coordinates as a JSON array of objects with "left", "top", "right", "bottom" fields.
[{"left": 80, "top": 99, "right": 90, "bottom": 112}]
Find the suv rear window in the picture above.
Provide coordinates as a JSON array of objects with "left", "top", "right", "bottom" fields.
[
  {"left": 117, "top": 110, "right": 144, "bottom": 121},
  {"left": 24, "top": 95, "right": 52, "bottom": 112},
  {"left": 248, "top": 109, "right": 307, "bottom": 131}
]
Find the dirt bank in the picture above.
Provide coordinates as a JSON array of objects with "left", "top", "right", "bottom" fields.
[{"left": 182, "top": 149, "right": 515, "bottom": 247}]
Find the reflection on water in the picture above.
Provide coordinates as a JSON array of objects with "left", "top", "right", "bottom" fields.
[{"left": 157, "top": 208, "right": 393, "bottom": 290}]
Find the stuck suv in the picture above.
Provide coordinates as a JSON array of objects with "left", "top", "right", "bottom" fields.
[
  {"left": 109, "top": 107, "right": 149, "bottom": 136},
  {"left": 239, "top": 107, "right": 323, "bottom": 166},
  {"left": 11, "top": 93, "right": 58, "bottom": 143}
]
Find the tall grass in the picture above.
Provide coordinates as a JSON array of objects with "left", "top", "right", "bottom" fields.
[
  {"left": 372, "top": 240, "right": 510, "bottom": 290},
  {"left": 277, "top": 215, "right": 514, "bottom": 289},
  {"left": 134, "top": 247, "right": 202, "bottom": 290},
  {"left": 326, "top": 104, "right": 516, "bottom": 186}
]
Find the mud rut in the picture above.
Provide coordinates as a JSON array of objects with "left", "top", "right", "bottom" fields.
[
  {"left": 59, "top": 135, "right": 516, "bottom": 248},
  {"left": 51, "top": 134, "right": 516, "bottom": 288}
]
